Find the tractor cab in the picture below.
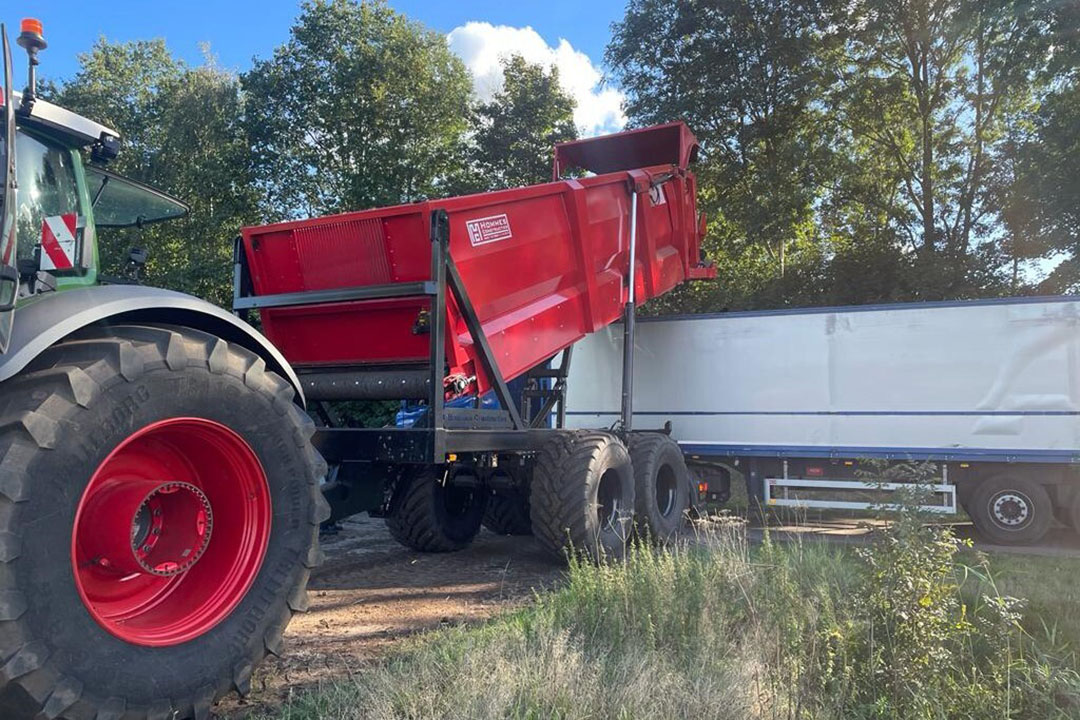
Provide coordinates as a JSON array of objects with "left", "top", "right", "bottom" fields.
[{"left": 0, "top": 18, "right": 186, "bottom": 352}]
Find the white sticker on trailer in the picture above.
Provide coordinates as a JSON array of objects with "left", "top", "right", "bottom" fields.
[{"left": 466, "top": 214, "right": 513, "bottom": 246}]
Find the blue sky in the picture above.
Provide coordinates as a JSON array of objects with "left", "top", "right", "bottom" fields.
[{"left": 11, "top": 1, "right": 628, "bottom": 133}]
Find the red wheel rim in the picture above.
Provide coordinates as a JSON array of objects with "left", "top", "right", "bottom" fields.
[{"left": 72, "top": 418, "right": 271, "bottom": 647}]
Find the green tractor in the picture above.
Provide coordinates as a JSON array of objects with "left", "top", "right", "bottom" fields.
[{"left": 0, "top": 19, "right": 327, "bottom": 719}]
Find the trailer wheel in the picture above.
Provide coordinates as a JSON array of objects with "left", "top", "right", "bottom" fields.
[
  {"left": 530, "top": 431, "right": 635, "bottom": 560},
  {"left": 628, "top": 433, "right": 690, "bottom": 541},
  {"left": 483, "top": 490, "right": 533, "bottom": 536},
  {"left": 968, "top": 474, "right": 1052, "bottom": 545},
  {"left": 386, "top": 467, "right": 487, "bottom": 552},
  {"left": 0, "top": 324, "right": 327, "bottom": 720}
]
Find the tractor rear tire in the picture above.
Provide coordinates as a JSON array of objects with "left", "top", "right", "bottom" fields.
[
  {"left": 530, "top": 431, "right": 635, "bottom": 561},
  {"left": 967, "top": 474, "right": 1053, "bottom": 545},
  {"left": 0, "top": 323, "right": 328, "bottom": 720},
  {"left": 386, "top": 467, "right": 487, "bottom": 552},
  {"left": 628, "top": 433, "right": 691, "bottom": 541}
]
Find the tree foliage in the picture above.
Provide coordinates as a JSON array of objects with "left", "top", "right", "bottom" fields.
[
  {"left": 609, "top": 0, "right": 1076, "bottom": 312},
  {"left": 464, "top": 55, "right": 578, "bottom": 191},
  {"left": 241, "top": 0, "right": 473, "bottom": 218},
  {"left": 608, "top": 0, "right": 838, "bottom": 312}
]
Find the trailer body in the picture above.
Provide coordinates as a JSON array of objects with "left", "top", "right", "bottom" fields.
[
  {"left": 237, "top": 122, "right": 710, "bottom": 397},
  {"left": 565, "top": 296, "right": 1080, "bottom": 542}
]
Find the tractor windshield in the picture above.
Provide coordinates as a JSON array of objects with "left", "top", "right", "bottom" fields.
[{"left": 86, "top": 166, "right": 188, "bottom": 228}]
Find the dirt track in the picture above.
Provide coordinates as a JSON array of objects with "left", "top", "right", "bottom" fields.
[{"left": 219, "top": 516, "right": 565, "bottom": 716}]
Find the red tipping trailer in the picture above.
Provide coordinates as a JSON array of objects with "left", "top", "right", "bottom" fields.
[
  {"left": 233, "top": 122, "right": 714, "bottom": 560},
  {"left": 238, "top": 122, "right": 712, "bottom": 395}
]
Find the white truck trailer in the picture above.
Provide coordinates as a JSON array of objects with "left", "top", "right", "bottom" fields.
[{"left": 565, "top": 295, "right": 1080, "bottom": 545}]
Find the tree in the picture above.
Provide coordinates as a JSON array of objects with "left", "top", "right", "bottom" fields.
[
  {"left": 831, "top": 0, "right": 1054, "bottom": 299},
  {"left": 464, "top": 55, "right": 577, "bottom": 191},
  {"left": 607, "top": 0, "right": 840, "bottom": 311},
  {"left": 242, "top": 0, "right": 473, "bottom": 218},
  {"left": 999, "top": 2, "right": 1080, "bottom": 293},
  {"left": 51, "top": 40, "right": 256, "bottom": 306}
]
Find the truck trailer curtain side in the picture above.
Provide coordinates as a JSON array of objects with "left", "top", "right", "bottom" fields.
[{"left": 565, "top": 295, "right": 1080, "bottom": 545}]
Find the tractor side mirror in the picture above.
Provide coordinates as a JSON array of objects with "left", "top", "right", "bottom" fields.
[
  {"left": 129, "top": 247, "right": 147, "bottom": 266},
  {"left": 127, "top": 246, "right": 147, "bottom": 284}
]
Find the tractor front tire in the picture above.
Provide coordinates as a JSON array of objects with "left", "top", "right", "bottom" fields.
[
  {"left": 0, "top": 324, "right": 328, "bottom": 720},
  {"left": 386, "top": 467, "right": 487, "bottom": 552},
  {"left": 530, "top": 431, "right": 635, "bottom": 561}
]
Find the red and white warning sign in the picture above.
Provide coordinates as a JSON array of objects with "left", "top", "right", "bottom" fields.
[
  {"left": 40, "top": 214, "right": 78, "bottom": 271},
  {"left": 465, "top": 214, "right": 513, "bottom": 247}
]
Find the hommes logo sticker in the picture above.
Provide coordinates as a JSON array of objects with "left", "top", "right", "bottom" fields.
[{"left": 466, "top": 214, "right": 513, "bottom": 246}]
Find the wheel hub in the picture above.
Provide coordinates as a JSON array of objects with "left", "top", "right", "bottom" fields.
[
  {"left": 991, "top": 491, "right": 1031, "bottom": 528},
  {"left": 82, "top": 479, "right": 213, "bottom": 577}
]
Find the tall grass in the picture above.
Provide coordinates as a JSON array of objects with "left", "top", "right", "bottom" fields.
[{"left": 260, "top": 516, "right": 1080, "bottom": 720}]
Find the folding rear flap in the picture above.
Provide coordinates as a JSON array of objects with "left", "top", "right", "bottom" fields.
[{"left": 553, "top": 121, "right": 699, "bottom": 178}]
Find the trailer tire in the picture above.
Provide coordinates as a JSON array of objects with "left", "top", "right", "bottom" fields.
[
  {"left": 628, "top": 433, "right": 690, "bottom": 541},
  {"left": 386, "top": 467, "right": 487, "bottom": 552},
  {"left": 968, "top": 474, "right": 1052, "bottom": 545},
  {"left": 0, "top": 324, "right": 328, "bottom": 720},
  {"left": 530, "top": 431, "right": 635, "bottom": 561},
  {"left": 483, "top": 490, "right": 533, "bottom": 536}
]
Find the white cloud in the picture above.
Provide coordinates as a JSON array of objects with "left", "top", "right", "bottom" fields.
[{"left": 447, "top": 21, "right": 626, "bottom": 137}]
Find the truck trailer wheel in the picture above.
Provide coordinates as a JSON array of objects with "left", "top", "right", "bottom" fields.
[
  {"left": 968, "top": 474, "right": 1052, "bottom": 545},
  {"left": 628, "top": 433, "right": 691, "bottom": 541},
  {"left": 0, "top": 324, "right": 328, "bottom": 720},
  {"left": 530, "top": 431, "right": 635, "bottom": 560},
  {"left": 386, "top": 467, "right": 487, "bottom": 552},
  {"left": 483, "top": 489, "right": 533, "bottom": 536}
]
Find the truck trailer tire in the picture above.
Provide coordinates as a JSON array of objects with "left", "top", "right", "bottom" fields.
[
  {"left": 386, "top": 467, "right": 487, "bottom": 552},
  {"left": 0, "top": 324, "right": 328, "bottom": 720},
  {"left": 628, "top": 433, "right": 691, "bottom": 541},
  {"left": 530, "top": 431, "right": 635, "bottom": 560},
  {"left": 483, "top": 490, "right": 533, "bottom": 536},
  {"left": 968, "top": 474, "right": 1052, "bottom": 545}
]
